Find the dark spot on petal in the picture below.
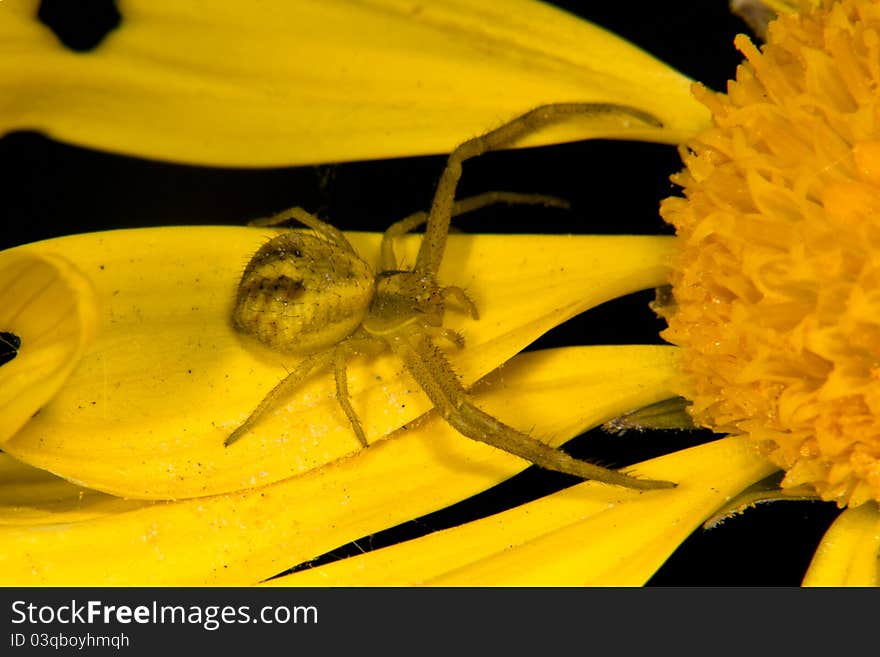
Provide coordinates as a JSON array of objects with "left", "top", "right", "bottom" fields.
[
  {"left": 0, "top": 332, "right": 22, "bottom": 367},
  {"left": 38, "top": 0, "right": 121, "bottom": 52}
]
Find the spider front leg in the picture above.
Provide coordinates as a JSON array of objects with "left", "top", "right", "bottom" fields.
[
  {"left": 388, "top": 330, "right": 674, "bottom": 491},
  {"left": 380, "top": 192, "right": 568, "bottom": 270},
  {"left": 441, "top": 286, "right": 478, "bottom": 320},
  {"left": 414, "top": 102, "right": 662, "bottom": 277}
]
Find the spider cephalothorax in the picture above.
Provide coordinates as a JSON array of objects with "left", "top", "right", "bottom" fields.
[{"left": 228, "top": 103, "right": 674, "bottom": 491}]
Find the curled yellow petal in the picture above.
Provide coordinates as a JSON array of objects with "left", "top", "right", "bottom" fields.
[
  {"left": 802, "top": 502, "right": 880, "bottom": 586},
  {"left": 3, "top": 228, "right": 675, "bottom": 499},
  {"left": 0, "top": 345, "right": 680, "bottom": 585},
  {"left": 0, "top": 250, "right": 99, "bottom": 443},
  {"left": 269, "top": 436, "right": 775, "bottom": 586},
  {"left": 0, "top": 0, "right": 708, "bottom": 166}
]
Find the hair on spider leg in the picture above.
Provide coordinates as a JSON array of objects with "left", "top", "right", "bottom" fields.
[{"left": 227, "top": 102, "right": 675, "bottom": 491}]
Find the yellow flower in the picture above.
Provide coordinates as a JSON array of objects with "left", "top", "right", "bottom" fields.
[
  {"left": 1, "top": 0, "right": 878, "bottom": 585},
  {"left": 661, "top": 0, "right": 880, "bottom": 509}
]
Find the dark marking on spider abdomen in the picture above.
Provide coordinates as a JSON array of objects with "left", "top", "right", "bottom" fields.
[{"left": 233, "top": 231, "right": 375, "bottom": 354}]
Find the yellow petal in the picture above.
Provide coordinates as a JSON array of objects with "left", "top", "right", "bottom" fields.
[
  {"left": 0, "top": 454, "right": 148, "bottom": 526},
  {"left": 0, "top": 250, "right": 99, "bottom": 444},
  {"left": 802, "top": 502, "right": 880, "bottom": 586},
  {"left": 267, "top": 436, "right": 776, "bottom": 586},
  {"left": 3, "top": 228, "right": 675, "bottom": 498},
  {"left": 0, "top": 0, "right": 708, "bottom": 166},
  {"left": 0, "top": 345, "right": 680, "bottom": 585}
]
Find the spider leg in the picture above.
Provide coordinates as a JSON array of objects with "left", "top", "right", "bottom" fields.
[
  {"left": 332, "top": 341, "right": 365, "bottom": 447},
  {"left": 225, "top": 351, "right": 333, "bottom": 446},
  {"left": 390, "top": 330, "right": 676, "bottom": 491},
  {"left": 414, "top": 102, "right": 663, "bottom": 276},
  {"left": 332, "top": 335, "right": 387, "bottom": 448},
  {"left": 438, "top": 328, "right": 466, "bottom": 349},
  {"left": 441, "top": 286, "right": 478, "bottom": 320},
  {"left": 380, "top": 191, "right": 568, "bottom": 270},
  {"left": 250, "top": 206, "right": 357, "bottom": 255}
]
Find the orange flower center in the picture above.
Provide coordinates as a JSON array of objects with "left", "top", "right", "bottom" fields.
[{"left": 660, "top": 0, "right": 880, "bottom": 506}]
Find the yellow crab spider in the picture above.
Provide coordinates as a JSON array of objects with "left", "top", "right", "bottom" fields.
[{"left": 227, "top": 103, "right": 674, "bottom": 491}]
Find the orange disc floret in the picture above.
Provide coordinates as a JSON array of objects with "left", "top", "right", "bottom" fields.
[{"left": 660, "top": 0, "right": 880, "bottom": 506}]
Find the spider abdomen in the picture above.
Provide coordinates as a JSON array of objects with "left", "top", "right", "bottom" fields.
[{"left": 233, "top": 231, "right": 375, "bottom": 354}]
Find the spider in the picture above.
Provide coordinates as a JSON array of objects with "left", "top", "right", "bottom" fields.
[{"left": 226, "top": 102, "right": 674, "bottom": 491}]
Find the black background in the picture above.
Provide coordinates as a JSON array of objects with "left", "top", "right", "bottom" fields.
[{"left": 0, "top": 0, "right": 844, "bottom": 585}]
